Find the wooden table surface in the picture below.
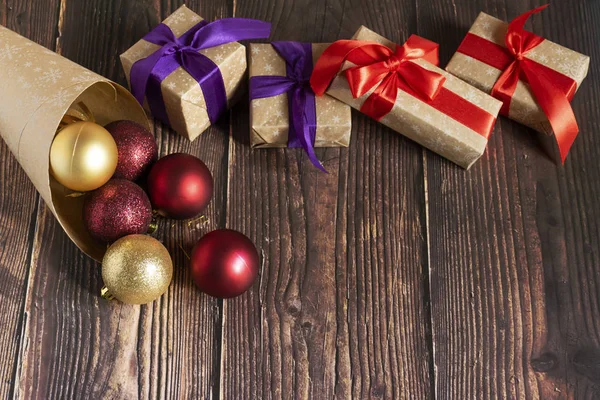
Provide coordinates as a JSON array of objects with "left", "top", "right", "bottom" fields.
[{"left": 1, "top": 0, "right": 599, "bottom": 399}]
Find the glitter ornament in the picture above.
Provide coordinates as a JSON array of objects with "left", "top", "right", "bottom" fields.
[
  {"left": 83, "top": 179, "right": 152, "bottom": 243},
  {"left": 147, "top": 153, "right": 214, "bottom": 220},
  {"left": 105, "top": 120, "right": 158, "bottom": 181},
  {"left": 101, "top": 234, "right": 173, "bottom": 304},
  {"left": 50, "top": 121, "right": 118, "bottom": 192},
  {"left": 190, "top": 229, "right": 260, "bottom": 298}
]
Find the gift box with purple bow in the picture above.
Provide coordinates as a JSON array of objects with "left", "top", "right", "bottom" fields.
[
  {"left": 249, "top": 42, "right": 352, "bottom": 170},
  {"left": 120, "top": 5, "right": 271, "bottom": 141}
]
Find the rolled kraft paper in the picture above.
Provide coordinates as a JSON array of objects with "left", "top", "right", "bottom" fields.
[{"left": 0, "top": 25, "right": 150, "bottom": 262}]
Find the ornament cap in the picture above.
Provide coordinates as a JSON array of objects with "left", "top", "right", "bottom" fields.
[
  {"left": 100, "top": 286, "right": 115, "bottom": 301},
  {"left": 58, "top": 102, "right": 95, "bottom": 132},
  {"left": 147, "top": 218, "right": 158, "bottom": 234}
]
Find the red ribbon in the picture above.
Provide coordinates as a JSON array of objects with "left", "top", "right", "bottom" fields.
[
  {"left": 311, "top": 35, "right": 497, "bottom": 139},
  {"left": 456, "top": 5, "right": 579, "bottom": 162}
]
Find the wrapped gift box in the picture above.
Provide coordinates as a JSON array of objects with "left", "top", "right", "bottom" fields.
[
  {"left": 249, "top": 43, "right": 352, "bottom": 149},
  {"left": 446, "top": 10, "right": 590, "bottom": 162},
  {"left": 316, "top": 26, "right": 503, "bottom": 169},
  {"left": 120, "top": 5, "right": 251, "bottom": 141}
]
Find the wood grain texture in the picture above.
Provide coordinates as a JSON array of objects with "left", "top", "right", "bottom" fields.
[
  {"left": 220, "top": 0, "right": 433, "bottom": 398},
  {"left": 0, "top": 1, "right": 60, "bottom": 398},
  {"left": 420, "top": 0, "right": 600, "bottom": 399},
  {"left": 0, "top": 0, "right": 599, "bottom": 399},
  {"left": 11, "top": 0, "right": 232, "bottom": 398}
]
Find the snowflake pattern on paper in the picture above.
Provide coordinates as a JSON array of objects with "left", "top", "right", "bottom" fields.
[
  {"left": 40, "top": 68, "right": 64, "bottom": 84},
  {"left": 486, "top": 67, "right": 498, "bottom": 77},
  {"left": 164, "top": 8, "right": 189, "bottom": 26},
  {"left": 0, "top": 25, "right": 106, "bottom": 129},
  {"left": 0, "top": 42, "right": 21, "bottom": 61},
  {"left": 464, "top": 88, "right": 480, "bottom": 103}
]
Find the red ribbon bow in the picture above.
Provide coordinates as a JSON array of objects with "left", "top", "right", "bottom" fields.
[
  {"left": 458, "top": 5, "right": 579, "bottom": 162},
  {"left": 311, "top": 35, "right": 444, "bottom": 120},
  {"left": 311, "top": 35, "right": 498, "bottom": 140}
]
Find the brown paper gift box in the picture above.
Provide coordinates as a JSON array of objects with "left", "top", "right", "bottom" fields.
[
  {"left": 120, "top": 5, "right": 247, "bottom": 141},
  {"left": 446, "top": 12, "right": 590, "bottom": 163},
  {"left": 249, "top": 43, "right": 352, "bottom": 148},
  {"left": 0, "top": 25, "right": 149, "bottom": 261},
  {"left": 324, "top": 26, "right": 503, "bottom": 169}
]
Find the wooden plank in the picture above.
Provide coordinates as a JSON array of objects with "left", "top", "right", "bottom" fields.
[
  {"left": 13, "top": 0, "right": 232, "bottom": 398},
  {"left": 0, "top": 1, "right": 60, "bottom": 398},
  {"left": 422, "top": 0, "right": 600, "bottom": 398},
  {"left": 221, "top": 1, "right": 433, "bottom": 398}
]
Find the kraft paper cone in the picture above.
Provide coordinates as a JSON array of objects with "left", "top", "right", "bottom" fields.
[{"left": 0, "top": 25, "right": 150, "bottom": 262}]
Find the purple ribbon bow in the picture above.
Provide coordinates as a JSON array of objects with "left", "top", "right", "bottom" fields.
[
  {"left": 249, "top": 41, "right": 325, "bottom": 171},
  {"left": 130, "top": 18, "right": 271, "bottom": 127}
]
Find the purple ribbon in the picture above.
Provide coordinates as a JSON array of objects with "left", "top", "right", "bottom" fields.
[
  {"left": 130, "top": 18, "right": 271, "bottom": 126},
  {"left": 249, "top": 41, "right": 325, "bottom": 171}
]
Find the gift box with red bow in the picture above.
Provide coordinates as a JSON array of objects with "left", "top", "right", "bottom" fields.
[
  {"left": 310, "top": 26, "right": 503, "bottom": 169},
  {"left": 446, "top": 5, "right": 590, "bottom": 163},
  {"left": 120, "top": 5, "right": 271, "bottom": 141},
  {"left": 249, "top": 42, "right": 352, "bottom": 170}
]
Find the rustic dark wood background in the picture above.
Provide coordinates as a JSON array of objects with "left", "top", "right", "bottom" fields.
[{"left": 1, "top": 0, "right": 599, "bottom": 398}]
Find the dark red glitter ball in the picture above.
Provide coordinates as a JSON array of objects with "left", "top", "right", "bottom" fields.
[
  {"left": 105, "top": 120, "right": 158, "bottom": 181},
  {"left": 83, "top": 179, "right": 153, "bottom": 243}
]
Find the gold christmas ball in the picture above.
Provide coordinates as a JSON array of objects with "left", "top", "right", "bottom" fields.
[
  {"left": 50, "top": 121, "right": 118, "bottom": 192},
  {"left": 101, "top": 234, "right": 173, "bottom": 304}
]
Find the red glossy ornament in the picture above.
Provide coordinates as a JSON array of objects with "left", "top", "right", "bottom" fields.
[
  {"left": 83, "top": 179, "right": 153, "bottom": 243},
  {"left": 105, "top": 120, "right": 158, "bottom": 181},
  {"left": 147, "top": 153, "right": 214, "bottom": 220},
  {"left": 190, "top": 229, "right": 260, "bottom": 298}
]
